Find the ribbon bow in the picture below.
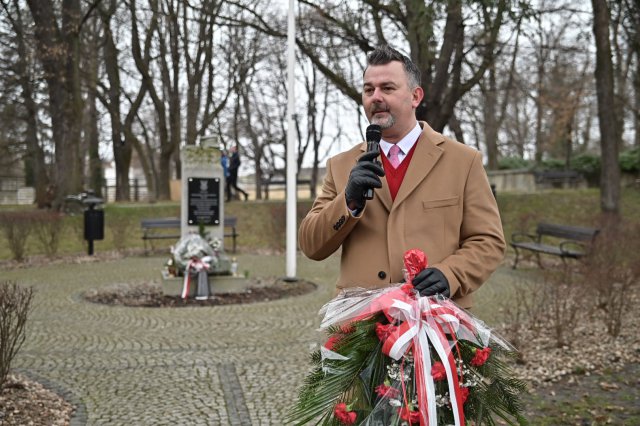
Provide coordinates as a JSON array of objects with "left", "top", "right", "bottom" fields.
[
  {"left": 181, "top": 256, "right": 212, "bottom": 299},
  {"left": 381, "top": 296, "right": 475, "bottom": 426}
]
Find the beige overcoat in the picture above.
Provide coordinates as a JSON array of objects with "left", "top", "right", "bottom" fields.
[{"left": 298, "top": 122, "right": 505, "bottom": 308}]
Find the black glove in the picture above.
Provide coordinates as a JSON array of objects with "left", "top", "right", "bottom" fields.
[
  {"left": 345, "top": 150, "right": 385, "bottom": 210},
  {"left": 412, "top": 268, "right": 450, "bottom": 298}
]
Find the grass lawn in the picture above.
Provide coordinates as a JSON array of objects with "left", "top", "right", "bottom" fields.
[{"left": 2, "top": 187, "right": 640, "bottom": 260}]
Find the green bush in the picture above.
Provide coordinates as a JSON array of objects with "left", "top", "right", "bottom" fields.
[
  {"left": 571, "top": 153, "right": 601, "bottom": 187},
  {"left": 570, "top": 153, "right": 600, "bottom": 174},
  {"left": 539, "top": 158, "right": 565, "bottom": 170},
  {"left": 620, "top": 147, "right": 640, "bottom": 173},
  {"left": 498, "top": 156, "right": 533, "bottom": 170}
]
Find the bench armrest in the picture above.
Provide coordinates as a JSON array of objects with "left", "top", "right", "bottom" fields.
[
  {"left": 559, "top": 240, "right": 588, "bottom": 255},
  {"left": 511, "top": 232, "right": 537, "bottom": 243}
]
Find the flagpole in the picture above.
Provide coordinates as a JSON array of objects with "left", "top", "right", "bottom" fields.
[{"left": 285, "top": 0, "right": 297, "bottom": 280}]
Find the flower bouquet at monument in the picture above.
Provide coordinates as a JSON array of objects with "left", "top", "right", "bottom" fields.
[
  {"left": 288, "top": 249, "right": 527, "bottom": 426},
  {"left": 166, "top": 233, "right": 220, "bottom": 299}
]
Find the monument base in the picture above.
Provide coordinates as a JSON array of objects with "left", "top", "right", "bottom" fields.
[{"left": 161, "top": 273, "right": 251, "bottom": 296}]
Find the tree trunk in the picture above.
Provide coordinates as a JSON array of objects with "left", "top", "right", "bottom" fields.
[
  {"left": 100, "top": 3, "right": 131, "bottom": 201},
  {"left": 635, "top": 58, "right": 640, "bottom": 147},
  {"left": 483, "top": 66, "right": 499, "bottom": 169},
  {"left": 9, "top": 1, "right": 50, "bottom": 207},
  {"left": 592, "top": 0, "right": 621, "bottom": 216},
  {"left": 27, "top": 0, "right": 84, "bottom": 208},
  {"left": 83, "top": 19, "right": 102, "bottom": 197}
]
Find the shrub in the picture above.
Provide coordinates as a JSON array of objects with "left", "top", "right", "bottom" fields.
[
  {"left": 0, "top": 212, "right": 33, "bottom": 262},
  {"left": 32, "top": 211, "right": 65, "bottom": 257},
  {"left": 581, "top": 220, "right": 640, "bottom": 337},
  {"left": 571, "top": 153, "right": 600, "bottom": 174},
  {"left": 67, "top": 214, "right": 86, "bottom": 246},
  {"left": 539, "top": 158, "right": 566, "bottom": 170},
  {"left": 619, "top": 147, "right": 640, "bottom": 173},
  {"left": 497, "top": 278, "right": 547, "bottom": 352},
  {"left": 540, "top": 266, "right": 588, "bottom": 348},
  {"left": 0, "top": 281, "right": 34, "bottom": 388},
  {"left": 498, "top": 156, "right": 533, "bottom": 170},
  {"left": 571, "top": 153, "right": 601, "bottom": 186},
  {"left": 108, "top": 211, "right": 135, "bottom": 251}
]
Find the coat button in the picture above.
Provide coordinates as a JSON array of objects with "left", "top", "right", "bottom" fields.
[{"left": 378, "top": 271, "right": 386, "bottom": 279}]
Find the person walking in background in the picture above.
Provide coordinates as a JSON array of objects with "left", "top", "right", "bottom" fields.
[
  {"left": 298, "top": 45, "right": 505, "bottom": 308},
  {"left": 228, "top": 145, "right": 248, "bottom": 201},
  {"left": 220, "top": 149, "right": 231, "bottom": 202}
]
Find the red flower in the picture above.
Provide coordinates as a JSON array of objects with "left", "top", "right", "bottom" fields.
[
  {"left": 375, "top": 384, "right": 400, "bottom": 399},
  {"left": 375, "top": 322, "right": 397, "bottom": 341},
  {"left": 398, "top": 406, "right": 421, "bottom": 424},
  {"left": 324, "top": 335, "right": 341, "bottom": 351},
  {"left": 470, "top": 347, "right": 492, "bottom": 367},
  {"left": 431, "top": 361, "right": 447, "bottom": 381},
  {"left": 334, "top": 402, "right": 357, "bottom": 424},
  {"left": 401, "top": 283, "right": 416, "bottom": 296},
  {"left": 459, "top": 386, "right": 470, "bottom": 404}
]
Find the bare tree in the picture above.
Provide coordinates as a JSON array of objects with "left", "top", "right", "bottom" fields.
[
  {"left": 592, "top": 0, "right": 621, "bottom": 216},
  {"left": 296, "top": 58, "right": 344, "bottom": 198},
  {"left": 295, "top": 0, "right": 517, "bottom": 134},
  {"left": 81, "top": 12, "right": 103, "bottom": 197},
  {"left": 0, "top": 0, "right": 50, "bottom": 207},
  {"left": 127, "top": 0, "right": 236, "bottom": 200},
  {"left": 25, "top": 0, "right": 98, "bottom": 207},
  {"left": 95, "top": 1, "right": 134, "bottom": 201},
  {"left": 478, "top": 22, "right": 522, "bottom": 169}
]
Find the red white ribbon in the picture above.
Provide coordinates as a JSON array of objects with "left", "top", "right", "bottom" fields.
[
  {"left": 181, "top": 256, "right": 212, "bottom": 299},
  {"left": 379, "top": 296, "right": 472, "bottom": 426}
]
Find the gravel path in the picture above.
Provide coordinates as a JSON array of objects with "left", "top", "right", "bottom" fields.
[{"left": 6, "top": 254, "right": 337, "bottom": 425}]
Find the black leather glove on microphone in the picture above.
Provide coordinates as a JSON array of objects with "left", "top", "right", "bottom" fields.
[
  {"left": 345, "top": 150, "right": 385, "bottom": 210},
  {"left": 412, "top": 267, "right": 450, "bottom": 298}
]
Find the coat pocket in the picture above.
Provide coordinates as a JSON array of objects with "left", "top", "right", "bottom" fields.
[{"left": 422, "top": 196, "right": 459, "bottom": 210}]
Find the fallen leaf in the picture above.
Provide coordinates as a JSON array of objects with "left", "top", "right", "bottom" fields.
[{"left": 599, "top": 382, "right": 620, "bottom": 391}]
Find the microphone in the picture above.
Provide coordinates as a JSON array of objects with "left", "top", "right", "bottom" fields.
[{"left": 364, "top": 124, "right": 382, "bottom": 200}]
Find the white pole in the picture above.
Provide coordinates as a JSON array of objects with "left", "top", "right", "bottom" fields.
[{"left": 285, "top": 0, "right": 297, "bottom": 280}]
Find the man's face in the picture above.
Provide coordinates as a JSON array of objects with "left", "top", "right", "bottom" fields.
[{"left": 362, "top": 61, "right": 423, "bottom": 140}]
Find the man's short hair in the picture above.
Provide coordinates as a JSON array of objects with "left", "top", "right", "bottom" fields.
[{"left": 366, "top": 45, "right": 421, "bottom": 89}]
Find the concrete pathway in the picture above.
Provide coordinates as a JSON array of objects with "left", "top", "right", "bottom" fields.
[{"left": 8, "top": 254, "right": 339, "bottom": 425}]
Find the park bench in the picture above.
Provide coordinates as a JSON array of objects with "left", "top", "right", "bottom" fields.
[
  {"left": 510, "top": 222, "right": 599, "bottom": 269},
  {"left": 141, "top": 217, "right": 239, "bottom": 254},
  {"left": 534, "top": 170, "right": 582, "bottom": 189}
]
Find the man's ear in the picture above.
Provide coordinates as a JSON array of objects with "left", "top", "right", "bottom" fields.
[{"left": 412, "top": 86, "right": 424, "bottom": 108}]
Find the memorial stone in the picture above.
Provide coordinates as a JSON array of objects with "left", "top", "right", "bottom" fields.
[{"left": 180, "top": 136, "right": 224, "bottom": 242}]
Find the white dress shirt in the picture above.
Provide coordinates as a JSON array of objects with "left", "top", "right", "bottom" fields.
[{"left": 379, "top": 122, "right": 422, "bottom": 166}]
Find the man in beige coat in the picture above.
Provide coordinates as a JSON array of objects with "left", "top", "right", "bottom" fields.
[{"left": 298, "top": 46, "right": 505, "bottom": 308}]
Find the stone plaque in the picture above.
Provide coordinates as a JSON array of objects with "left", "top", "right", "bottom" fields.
[{"left": 187, "top": 177, "right": 220, "bottom": 225}]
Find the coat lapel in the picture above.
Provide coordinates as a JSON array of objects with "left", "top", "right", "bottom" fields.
[{"left": 392, "top": 123, "right": 444, "bottom": 209}]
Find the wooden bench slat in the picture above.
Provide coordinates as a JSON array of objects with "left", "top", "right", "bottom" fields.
[
  {"left": 536, "top": 223, "right": 599, "bottom": 241},
  {"left": 510, "top": 222, "right": 599, "bottom": 269}
]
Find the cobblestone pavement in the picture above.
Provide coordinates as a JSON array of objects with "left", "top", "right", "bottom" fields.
[{"left": 7, "top": 254, "right": 340, "bottom": 425}]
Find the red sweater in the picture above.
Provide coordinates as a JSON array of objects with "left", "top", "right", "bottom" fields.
[{"left": 381, "top": 142, "right": 418, "bottom": 201}]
